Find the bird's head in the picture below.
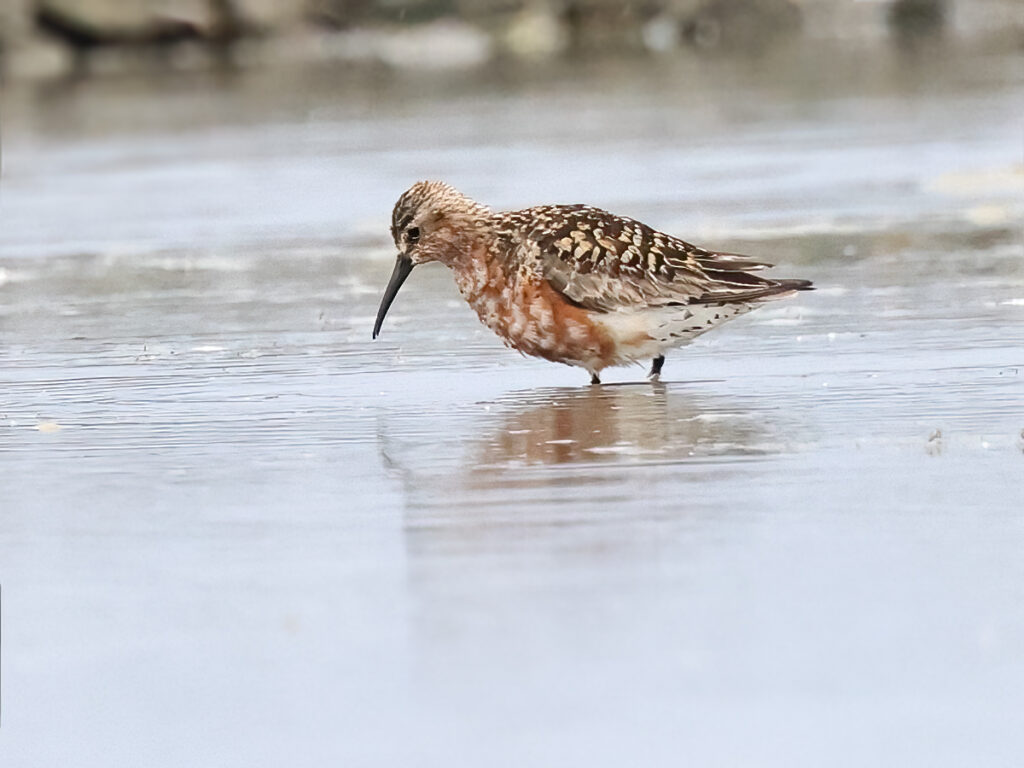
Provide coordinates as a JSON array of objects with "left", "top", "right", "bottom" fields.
[{"left": 374, "top": 181, "right": 491, "bottom": 339}]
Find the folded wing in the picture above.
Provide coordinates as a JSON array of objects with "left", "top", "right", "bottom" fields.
[{"left": 511, "top": 205, "right": 811, "bottom": 312}]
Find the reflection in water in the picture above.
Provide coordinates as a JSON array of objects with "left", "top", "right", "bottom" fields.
[
  {"left": 476, "top": 383, "right": 772, "bottom": 467},
  {"left": 393, "top": 384, "right": 790, "bottom": 695},
  {"left": 377, "top": 382, "right": 787, "bottom": 523}
]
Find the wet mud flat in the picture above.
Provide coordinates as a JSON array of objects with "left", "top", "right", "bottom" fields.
[{"left": 1, "top": 48, "right": 1023, "bottom": 766}]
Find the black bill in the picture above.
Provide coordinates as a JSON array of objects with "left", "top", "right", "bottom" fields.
[{"left": 372, "top": 255, "right": 414, "bottom": 339}]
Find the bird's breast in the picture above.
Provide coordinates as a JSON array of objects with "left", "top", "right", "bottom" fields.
[{"left": 451, "top": 251, "right": 616, "bottom": 370}]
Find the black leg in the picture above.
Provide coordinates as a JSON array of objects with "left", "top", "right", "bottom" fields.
[
  {"left": 590, "top": 372, "right": 601, "bottom": 385},
  {"left": 649, "top": 355, "right": 665, "bottom": 379}
]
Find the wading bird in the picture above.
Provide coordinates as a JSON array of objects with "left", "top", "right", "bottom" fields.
[{"left": 373, "top": 181, "right": 812, "bottom": 384}]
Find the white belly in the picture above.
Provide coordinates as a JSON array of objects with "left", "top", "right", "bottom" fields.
[{"left": 593, "top": 303, "right": 753, "bottom": 363}]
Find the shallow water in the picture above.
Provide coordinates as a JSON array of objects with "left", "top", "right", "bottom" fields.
[{"left": 1, "top": 46, "right": 1023, "bottom": 766}]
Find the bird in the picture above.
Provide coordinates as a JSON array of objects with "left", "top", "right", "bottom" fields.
[{"left": 373, "top": 181, "right": 812, "bottom": 384}]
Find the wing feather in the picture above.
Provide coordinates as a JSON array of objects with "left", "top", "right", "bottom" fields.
[{"left": 505, "top": 205, "right": 809, "bottom": 313}]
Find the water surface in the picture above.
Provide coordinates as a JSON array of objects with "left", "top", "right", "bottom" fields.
[{"left": 1, "top": 47, "right": 1023, "bottom": 766}]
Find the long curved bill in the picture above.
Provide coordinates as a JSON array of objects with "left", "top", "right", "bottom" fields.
[{"left": 372, "top": 255, "right": 414, "bottom": 339}]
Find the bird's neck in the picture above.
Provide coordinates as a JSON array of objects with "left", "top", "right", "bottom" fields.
[
  {"left": 438, "top": 212, "right": 510, "bottom": 269},
  {"left": 447, "top": 226, "right": 516, "bottom": 310}
]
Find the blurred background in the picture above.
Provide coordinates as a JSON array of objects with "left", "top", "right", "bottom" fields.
[
  {"left": 0, "top": 0, "right": 1022, "bottom": 79},
  {"left": 1, "top": 2, "right": 1023, "bottom": 767}
]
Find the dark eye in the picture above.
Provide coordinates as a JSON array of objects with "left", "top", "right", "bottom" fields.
[{"left": 406, "top": 226, "right": 420, "bottom": 244}]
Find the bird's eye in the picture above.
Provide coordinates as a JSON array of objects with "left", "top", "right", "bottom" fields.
[{"left": 406, "top": 226, "right": 420, "bottom": 244}]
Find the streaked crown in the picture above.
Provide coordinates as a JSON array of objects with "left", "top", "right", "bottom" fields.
[{"left": 391, "top": 181, "right": 491, "bottom": 246}]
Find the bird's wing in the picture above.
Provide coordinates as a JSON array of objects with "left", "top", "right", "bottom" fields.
[{"left": 507, "top": 205, "right": 808, "bottom": 313}]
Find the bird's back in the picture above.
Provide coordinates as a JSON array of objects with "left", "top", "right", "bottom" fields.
[{"left": 496, "top": 203, "right": 810, "bottom": 315}]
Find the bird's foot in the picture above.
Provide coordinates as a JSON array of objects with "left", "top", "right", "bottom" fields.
[
  {"left": 648, "top": 355, "right": 665, "bottom": 381},
  {"left": 589, "top": 372, "right": 601, "bottom": 385}
]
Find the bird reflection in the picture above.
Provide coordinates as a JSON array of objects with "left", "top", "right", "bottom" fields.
[
  {"left": 376, "top": 381, "right": 782, "bottom": 519},
  {"left": 474, "top": 382, "right": 770, "bottom": 468}
]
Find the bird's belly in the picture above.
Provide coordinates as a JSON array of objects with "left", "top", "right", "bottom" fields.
[
  {"left": 593, "top": 303, "right": 754, "bottom": 362},
  {"left": 455, "top": 264, "right": 614, "bottom": 370}
]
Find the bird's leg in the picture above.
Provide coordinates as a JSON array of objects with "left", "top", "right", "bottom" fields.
[
  {"left": 648, "top": 355, "right": 665, "bottom": 380},
  {"left": 590, "top": 372, "right": 601, "bottom": 385}
]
